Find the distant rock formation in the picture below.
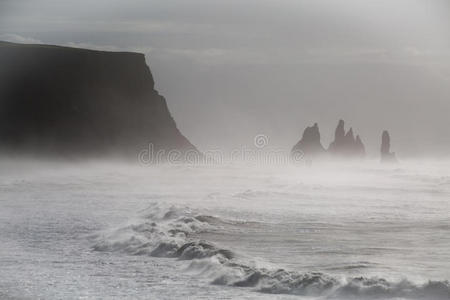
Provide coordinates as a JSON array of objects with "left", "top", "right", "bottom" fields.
[
  {"left": 291, "top": 123, "right": 325, "bottom": 158},
  {"left": 0, "top": 41, "right": 198, "bottom": 159},
  {"left": 328, "top": 120, "right": 365, "bottom": 158},
  {"left": 355, "top": 135, "right": 366, "bottom": 157},
  {"left": 329, "top": 119, "right": 346, "bottom": 153},
  {"left": 291, "top": 119, "right": 365, "bottom": 161},
  {"left": 380, "top": 130, "right": 397, "bottom": 164}
]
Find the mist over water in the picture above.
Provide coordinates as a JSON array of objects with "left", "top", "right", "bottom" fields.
[
  {"left": 1, "top": 1, "right": 450, "bottom": 299},
  {"left": 0, "top": 158, "right": 448, "bottom": 299},
  {"left": 1, "top": 0, "right": 450, "bottom": 156}
]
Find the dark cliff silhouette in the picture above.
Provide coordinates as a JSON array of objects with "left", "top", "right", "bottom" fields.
[
  {"left": 380, "top": 130, "right": 397, "bottom": 164},
  {"left": 291, "top": 123, "right": 325, "bottom": 159},
  {"left": 292, "top": 119, "right": 366, "bottom": 160},
  {"left": 0, "top": 41, "right": 198, "bottom": 158}
]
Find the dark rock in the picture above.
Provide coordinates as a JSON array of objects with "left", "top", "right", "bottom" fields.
[
  {"left": 291, "top": 123, "right": 325, "bottom": 158},
  {"left": 292, "top": 120, "right": 366, "bottom": 161},
  {"left": 355, "top": 135, "right": 366, "bottom": 158},
  {"left": 380, "top": 130, "right": 397, "bottom": 163},
  {"left": 328, "top": 120, "right": 365, "bottom": 158},
  {"left": 0, "top": 41, "right": 198, "bottom": 159},
  {"left": 329, "top": 119, "right": 346, "bottom": 153},
  {"left": 344, "top": 128, "right": 355, "bottom": 145},
  {"left": 328, "top": 120, "right": 344, "bottom": 154}
]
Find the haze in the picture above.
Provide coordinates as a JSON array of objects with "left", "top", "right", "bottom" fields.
[{"left": 1, "top": 0, "right": 449, "bottom": 157}]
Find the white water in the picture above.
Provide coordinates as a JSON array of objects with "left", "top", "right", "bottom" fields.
[{"left": 0, "top": 160, "right": 449, "bottom": 299}]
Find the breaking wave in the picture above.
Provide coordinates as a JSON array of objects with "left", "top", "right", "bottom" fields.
[{"left": 92, "top": 203, "right": 449, "bottom": 299}]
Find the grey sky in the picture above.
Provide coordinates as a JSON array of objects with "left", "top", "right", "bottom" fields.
[{"left": 1, "top": 0, "right": 450, "bottom": 156}]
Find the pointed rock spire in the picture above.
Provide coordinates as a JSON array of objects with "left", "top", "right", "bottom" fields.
[
  {"left": 328, "top": 120, "right": 365, "bottom": 158},
  {"left": 292, "top": 119, "right": 367, "bottom": 162},
  {"left": 355, "top": 135, "right": 366, "bottom": 157},
  {"left": 291, "top": 122, "right": 325, "bottom": 158},
  {"left": 344, "top": 128, "right": 355, "bottom": 144},
  {"left": 381, "top": 130, "right": 397, "bottom": 163},
  {"left": 335, "top": 119, "right": 345, "bottom": 141}
]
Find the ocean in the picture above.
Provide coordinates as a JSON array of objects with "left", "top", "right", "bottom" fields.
[{"left": 0, "top": 159, "right": 448, "bottom": 299}]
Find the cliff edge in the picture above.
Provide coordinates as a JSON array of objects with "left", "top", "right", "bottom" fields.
[{"left": 0, "top": 41, "right": 198, "bottom": 159}]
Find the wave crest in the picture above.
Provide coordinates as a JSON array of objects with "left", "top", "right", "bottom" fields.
[{"left": 93, "top": 203, "right": 449, "bottom": 299}]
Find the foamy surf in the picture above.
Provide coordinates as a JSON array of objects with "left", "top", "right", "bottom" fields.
[{"left": 93, "top": 203, "right": 449, "bottom": 299}]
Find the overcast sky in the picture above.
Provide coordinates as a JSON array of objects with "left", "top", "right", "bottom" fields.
[{"left": 1, "top": 0, "right": 450, "bottom": 156}]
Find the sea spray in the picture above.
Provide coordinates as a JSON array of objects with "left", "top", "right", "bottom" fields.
[{"left": 93, "top": 203, "right": 450, "bottom": 299}]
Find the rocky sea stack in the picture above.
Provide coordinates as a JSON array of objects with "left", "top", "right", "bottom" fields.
[
  {"left": 380, "top": 130, "right": 398, "bottom": 164},
  {"left": 328, "top": 120, "right": 365, "bottom": 158},
  {"left": 292, "top": 119, "right": 366, "bottom": 160},
  {"left": 291, "top": 123, "right": 325, "bottom": 159},
  {"left": 0, "top": 41, "right": 198, "bottom": 159}
]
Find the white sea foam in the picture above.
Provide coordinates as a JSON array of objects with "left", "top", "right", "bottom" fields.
[
  {"left": 93, "top": 203, "right": 450, "bottom": 299},
  {"left": 2, "top": 159, "right": 448, "bottom": 299}
]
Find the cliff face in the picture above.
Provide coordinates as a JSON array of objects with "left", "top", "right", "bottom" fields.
[{"left": 0, "top": 41, "right": 197, "bottom": 158}]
